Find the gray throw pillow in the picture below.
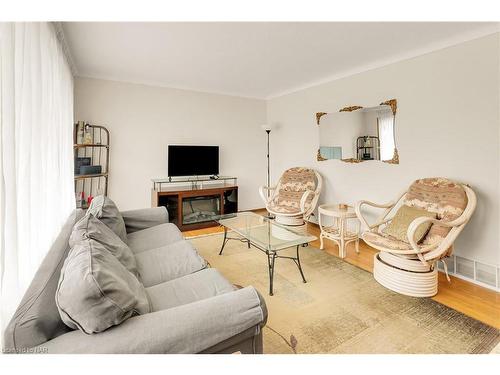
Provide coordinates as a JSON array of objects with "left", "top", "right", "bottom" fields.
[
  {"left": 56, "top": 238, "right": 150, "bottom": 334},
  {"left": 87, "top": 195, "right": 128, "bottom": 243},
  {"left": 70, "top": 214, "right": 139, "bottom": 278}
]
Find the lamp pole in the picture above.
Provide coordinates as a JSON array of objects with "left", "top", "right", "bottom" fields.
[
  {"left": 266, "top": 129, "right": 271, "bottom": 198},
  {"left": 261, "top": 124, "right": 273, "bottom": 219}
]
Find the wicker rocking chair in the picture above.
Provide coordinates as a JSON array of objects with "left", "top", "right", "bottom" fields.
[
  {"left": 355, "top": 177, "right": 476, "bottom": 297},
  {"left": 259, "top": 167, "right": 322, "bottom": 226}
]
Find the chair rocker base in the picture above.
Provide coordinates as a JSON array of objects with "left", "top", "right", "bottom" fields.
[
  {"left": 373, "top": 253, "right": 438, "bottom": 297},
  {"left": 273, "top": 214, "right": 305, "bottom": 226}
]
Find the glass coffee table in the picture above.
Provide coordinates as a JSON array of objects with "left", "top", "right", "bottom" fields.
[{"left": 215, "top": 212, "right": 317, "bottom": 296}]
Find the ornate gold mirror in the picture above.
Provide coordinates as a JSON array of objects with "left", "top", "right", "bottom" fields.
[{"left": 316, "top": 99, "right": 398, "bottom": 164}]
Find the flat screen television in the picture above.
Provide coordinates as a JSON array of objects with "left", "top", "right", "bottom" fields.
[{"left": 168, "top": 145, "right": 219, "bottom": 177}]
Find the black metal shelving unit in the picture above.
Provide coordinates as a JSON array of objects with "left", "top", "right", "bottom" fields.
[
  {"left": 356, "top": 136, "right": 380, "bottom": 160},
  {"left": 73, "top": 122, "right": 109, "bottom": 209}
]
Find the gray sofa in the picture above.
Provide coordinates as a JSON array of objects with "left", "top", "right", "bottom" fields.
[{"left": 3, "top": 207, "right": 267, "bottom": 354}]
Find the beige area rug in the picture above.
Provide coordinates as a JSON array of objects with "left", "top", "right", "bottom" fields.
[{"left": 189, "top": 233, "right": 500, "bottom": 354}]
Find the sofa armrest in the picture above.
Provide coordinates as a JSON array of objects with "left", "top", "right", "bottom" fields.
[
  {"left": 36, "top": 286, "right": 266, "bottom": 354},
  {"left": 121, "top": 207, "right": 169, "bottom": 234}
]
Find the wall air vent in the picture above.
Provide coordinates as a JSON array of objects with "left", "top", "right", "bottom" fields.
[{"left": 437, "top": 255, "right": 499, "bottom": 291}]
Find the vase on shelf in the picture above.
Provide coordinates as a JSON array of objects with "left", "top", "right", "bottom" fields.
[{"left": 83, "top": 123, "right": 93, "bottom": 144}]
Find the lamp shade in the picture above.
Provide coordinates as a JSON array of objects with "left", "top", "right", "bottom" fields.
[{"left": 261, "top": 124, "right": 272, "bottom": 131}]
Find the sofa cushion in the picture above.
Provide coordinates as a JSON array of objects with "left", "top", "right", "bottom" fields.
[
  {"left": 126, "top": 223, "right": 184, "bottom": 254},
  {"left": 146, "top": 268, "right": 235, "bottom": 311},
  {"left": 69, "top": 214, "right": 139, "bottom": 277},
  {"left": 382, "top": 205, "right": 436, "bottom": 243},
  {"left": 121, "top": 207, "right": 169, "bottom": 234},
  {"left": 56, "top": 238, "right": 151, "bottom": 334},
  {"left": 3, "top": 210, "right": 84, "bottom": 352},
  {"left": 87, "top": 195, "right": 128, "bottom": 243},
  {"left": 135, "top": 241, "right": 208, "bottom": 287}
]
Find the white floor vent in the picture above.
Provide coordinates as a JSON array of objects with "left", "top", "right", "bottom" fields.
[{"left": 437, "top": 255, "right": 499, "bottom": 291}]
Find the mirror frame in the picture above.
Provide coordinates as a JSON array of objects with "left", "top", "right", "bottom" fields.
[{"left": 316, "top": 98, "right": 399, "bottom": 164}]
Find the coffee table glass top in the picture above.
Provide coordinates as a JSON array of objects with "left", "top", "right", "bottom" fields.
[{"left": 215, "top": 212, "right": 316, "bottom": 251}]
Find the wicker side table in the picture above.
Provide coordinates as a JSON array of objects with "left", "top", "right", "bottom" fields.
[{"left": 318, "top": 204, "right": 360, "bottom": 258}]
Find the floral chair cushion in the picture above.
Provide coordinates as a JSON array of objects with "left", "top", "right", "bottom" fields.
[
  {"left": 279, "top": 167, "right": 317, "bottom": 192},
  {"left": 269, "top": 168, "right": 317, "bottom": 215},
  {"left": 403, "top": 178, "right": 467, "bottom": 245}
]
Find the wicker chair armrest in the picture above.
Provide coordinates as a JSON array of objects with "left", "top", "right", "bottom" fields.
[
  {"left": 406, "top": 216, "right": 437, "bottom": 254},
  {"left": 259, "top": 186, "right": 275, "bottom": 205},
  {"left": 405, "top": 216, "right": 463, "bottom": 267},
  {"left": 299, "top": 190, "right": 313, "bottom": 213},
  {"left": 407, "top": 215, "right": 467, "bottom": 255},
  {"left": 355, "top": 199, "right": 397, "bottom": 230}
]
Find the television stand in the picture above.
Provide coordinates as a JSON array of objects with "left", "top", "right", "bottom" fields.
[{"left": 151, "top": 176, "right": 238, "bottom": 231}]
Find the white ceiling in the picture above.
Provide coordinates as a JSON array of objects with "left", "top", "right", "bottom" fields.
[{"left": 62, "top": 22, "right": 498, "bottom": 99}]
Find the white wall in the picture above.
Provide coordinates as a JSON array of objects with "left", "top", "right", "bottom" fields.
[
  {"left": 74, "top": 34, "right": 500, "bottom": 266},
  {"left": 74, "top": 77, "right": 267, "bottom": 211},
  {"left": 267, "top": 34, "right": 500, "bottom": 266}
]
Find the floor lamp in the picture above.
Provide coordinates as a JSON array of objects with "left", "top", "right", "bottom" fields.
[{"left": 261, "top": 124, "right": 273, "bottom": 218}]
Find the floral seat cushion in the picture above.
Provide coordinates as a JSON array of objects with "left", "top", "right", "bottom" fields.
[
  {"left": 267, "top": 203, "right": 302, "bottom": 214},
  {"left": 362, "top": 231, "right": 424, "bottom": 251},
  {"left": 268, "top": 190, "right": 314, "bottom": 214}
]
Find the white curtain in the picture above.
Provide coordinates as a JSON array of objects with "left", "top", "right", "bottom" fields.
[
  {"left": 378, "top": 110, "right": 395, "bottom": 161},
  {"left": 0, "top": 23, "right": 75, "bottom": 336}
]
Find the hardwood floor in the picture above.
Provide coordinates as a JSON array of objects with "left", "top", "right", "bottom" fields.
[{"left": 183, "top": 210, "right": 500, "bottom": 329}]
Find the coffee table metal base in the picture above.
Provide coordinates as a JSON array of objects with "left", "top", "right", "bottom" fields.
[
  {"left": 218, "top": 226, "right": 307, "bottom": 296},
  {"left": 218, "top": 225, "right": 250, "bottom": 254}
]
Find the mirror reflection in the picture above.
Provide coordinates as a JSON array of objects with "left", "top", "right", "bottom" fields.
[{"left": 317, "top": 100, "right": 398, "bottom": 164}]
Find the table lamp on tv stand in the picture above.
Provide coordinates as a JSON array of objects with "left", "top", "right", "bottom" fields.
[{"left": 261, "top": 124, "right": 274, "bottom": 219}]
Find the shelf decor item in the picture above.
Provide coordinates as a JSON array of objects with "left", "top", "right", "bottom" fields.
[
  {"left": 80, "top": 165, "right": 102, "bottom": 175},
  {"left": 73, "top": 122, "right": 109, "bottom": 209},
  {"left": 76, "top": 121, "right": 85, "bottom": 144},
  {"left": 83, "top": 123, "right": 93, "bottom": 144},
  {"left": 74, "top": 157, "right": 91, "bottom": 175}
]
